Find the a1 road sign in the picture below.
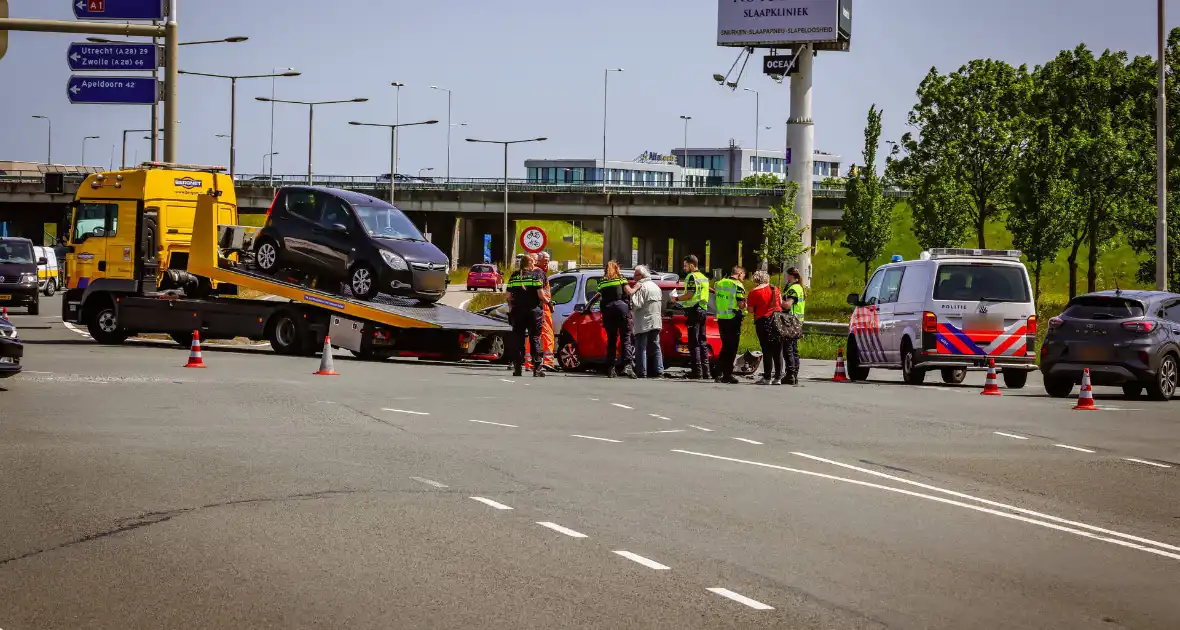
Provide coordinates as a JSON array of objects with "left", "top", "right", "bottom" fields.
[
  {"left": 67, "top": 42, "right": 158, "bottom": 71},
  {"left": 73, "top": 0, "right": 166, "bottom": 21},
  {"left": 67, "top": 76, "right": 158, "bottom": 104},
  {"left": 520, "top": 226, "right": 547, "bottom": 253}
]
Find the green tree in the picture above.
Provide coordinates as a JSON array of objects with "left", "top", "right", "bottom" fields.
[
  {"left": 909, "top": 171, "right": 973, "bottom": 250},
  {"left": 840, "top": 104, "right": 894, "bottom": 283},
  {"left": 737, "top": 173, "right": 783, "bottom": 188},
  {"left": 892, "top": 59, "right": 1032, "bottom": 248},
  {"left": 1008, "top": 122, "right": 1072, "bottom": 303},
  {"left": 756, "top": 180, "right": 808, "bottom": 271}
]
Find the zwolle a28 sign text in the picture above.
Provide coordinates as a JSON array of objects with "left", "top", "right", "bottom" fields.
[{"left": 717, "top": 0, "right": 842, "bottom": 48}]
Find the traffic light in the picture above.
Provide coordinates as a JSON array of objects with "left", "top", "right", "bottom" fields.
[{"left": 0, "top": 1, "right": 9, "bottom": 62}]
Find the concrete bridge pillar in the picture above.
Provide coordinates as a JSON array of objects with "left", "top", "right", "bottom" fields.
[
  {"left": 457, "top": 217, "right": 504, "bottom": 268},
  {"left": 739, "top": 222, "right": 767, "bottom": 272},
  {"left": 673, "top": 237, "right": 708, "bottom": 273},
  {"left": 710, "top": 238, "right": 740, "bottom": 275},
  {"left": 603, "top": 216, "right": 635, "bottom": 266}
]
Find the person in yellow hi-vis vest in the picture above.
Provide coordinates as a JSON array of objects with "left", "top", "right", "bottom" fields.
[{"left": 673, "top": 254, "right": 711, "bottom": 379}]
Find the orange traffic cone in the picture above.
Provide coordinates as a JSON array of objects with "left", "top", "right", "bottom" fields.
[
  {"left": 314, "top": 335, "right": 339, "bottom": 375},
  {"left": 981, "top": 358, "right": 1002, "bottom": 395},
  {"left": 1, "top": 306, "right": 7, "bottom": 320},
  {"left": 184, "top": 330, "right": 206, "bottom": 368},
  {"left": 1074, "top": 368, "right": 1098, "bottom": 410},
  {"left": 832, "top": 348, "right": 850, "bottom": 382}
]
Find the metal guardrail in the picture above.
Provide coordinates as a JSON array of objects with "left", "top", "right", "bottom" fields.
[{"left": 803, "top": 321, "right": 848, "bottom": 337}]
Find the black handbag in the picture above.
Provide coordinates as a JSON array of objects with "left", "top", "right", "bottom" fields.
[{"left": 773, "top": 287, "right": 804, "bottom": 340}]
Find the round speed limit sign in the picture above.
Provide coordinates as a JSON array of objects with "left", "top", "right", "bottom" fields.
[{"left": 519, "top": 226, "right": 547, "bottom": 253}]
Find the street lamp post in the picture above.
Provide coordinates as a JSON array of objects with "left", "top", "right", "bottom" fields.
[
  {"left": 122, "top": 127, "right": 164, "bottom": 168},
  {"left": 418, "top": 167, "right": 434, "bottom": 178},
  {"left": 430, "top": 85, "right": 454, "bottom": 182},
  {"left": 80, "top": 135, "right": 99, "bottom": 166},
  {"left": 271, "top": 67, "right": 296, "bottom": 183},
  {"left": 180, "top": 69, "right": 301, "bottom": 177},
  {"left": 31, "top": 116, "right": 51, "bottom": 164},
  {"left": 679, "top": 115, "right": 692, "bottom": 185},
  {"left": 466, "top": 137, "right": 548, "bottom": 267},
  {"left": 743, "top": 87, "right": 760, "bottom": 177},
  {"left": 603, "top": 68, "right": 624, "bottom": 191},
  {"left": 1157, "top": 0, "right": 1169, "bottom": 290},
  {"left": 348, "top": 119, "right": 439, "bottom": 203},
  {"left": 256, "top": 96, "right": 369, "bottom": 184},
  {"left": 263, "top": 152, "right": 279, "bottom": 175},
  {"left": 392, "top": 82, "right": 404, "bottom": 176}
]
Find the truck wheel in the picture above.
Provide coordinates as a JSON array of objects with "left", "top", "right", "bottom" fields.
[
  {"left": 86, "top": 299, "right": 127, "bottom": 344},
  {"left": 268, "top": 311, "right": 307, "bottom": 356},
  {"left": 901, "top": 340, "right": 925, "bottom": 385},
  {"left": 169, "top": 331, "right": 193, "bottom": 347},
  {"left": 941, "top": 368, "right": 967, "bottom": 384},
  {"left": 1002, "top": 369, "right": 1029, "bottom": 390}
]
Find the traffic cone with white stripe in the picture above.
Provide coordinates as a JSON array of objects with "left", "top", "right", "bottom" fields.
[
  {"left": 1074, "top": 368, "right": 1098, "bottom": 410},
  {"left": 184, "top": 330, "right": 206, "bottom": 368},
  {"left": 314, "top": 335, "right": 339, "bottom": 376},
  {"left": 981, "top": 358, "right": 1001, "bottom": 395},
  {"left": 1, "top": 307, "right": 7, "bottom": 321},
  {"left": 832, "top": 348, "right": 850, "bottom": 382}
]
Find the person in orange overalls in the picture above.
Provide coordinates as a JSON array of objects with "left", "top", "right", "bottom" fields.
[{"left": 523, "top": 251, "right": 557, "bottom": 371}]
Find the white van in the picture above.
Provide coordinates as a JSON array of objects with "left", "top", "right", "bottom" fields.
[
  {"left": 32, "top": 246, "right": 60, "bottom": 296},
  {"left": 844, "top": 248, "right": 1038, "bottom": 388}
]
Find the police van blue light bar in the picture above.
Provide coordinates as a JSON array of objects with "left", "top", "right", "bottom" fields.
[{"left": 927, "top": 248, "right": 1022, "bottom": 259}]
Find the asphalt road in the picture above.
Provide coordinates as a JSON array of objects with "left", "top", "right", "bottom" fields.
[{"left": 1, "top": 297, "right": 1177, "bottom": 629}]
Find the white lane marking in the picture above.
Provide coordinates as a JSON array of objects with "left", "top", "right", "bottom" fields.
[
  {"left": 993, "top": 431, "right": 1029, "bottom": 440},
  {"left": 707, "top": 588, "right": 775, "bottom": 610},
  {"left": 470, "top": 419, "right": 519, "bottom": 428},
  {"left": 649, "top": 413, "right": 672, "bottom": 420},
  {"left": 23, "top": 371, "right": 54, "bottom": 375},
  {"left": 611, "top": 403, "right": 634, "bottom": 410},
  {"left": 382, "top": 408, "right": 430, "bottom": 416},
  {"left": 589, "top": 398, "right": 600, "bottom": 401},
  {"left": 628, "top": 430, "right": 687, "bottom": 435},
  {"left": 499, "top": 378, "right": 516, "bottom": 383},
  {"left": 410, "top": 476, "right": 449, "bottom": 488},
  {"left": 315, "top": 400, "right": 336, "bottom": 404},
  {"left": 675, "top": 450, "right": 1180, "bottom": 561},
  {"left": 612, "top": 550, "right": 670, "bottom": 570},
  {"left": 537, "top": 521, "right": 588, "bottom": 538},
  {"left": 63, "top": 321, "right": 91, "bottom": 337},
  {"left": 1054, "top": 444, "right": 1096, "bottom": 454},
  {"left": 733, "top": 438, "right": 763, "bottom": 445},
  {"left": 785, "top": 451, "right": 1180, "bottom": 554},
  {"left": 689, "top": 425, "right": 714, "bottom": 432},
  {"left": 459, "top": 298, "right": 473, "bottom": 311},
  {"left": 1123, "top": 458, "right": 1173, "bottom": 469},
  {"left": 571, "top": 434, "right": 623, "bottom": 443},
  {"left": 470, "top": 497, "right": 513, "bottom": 510}
]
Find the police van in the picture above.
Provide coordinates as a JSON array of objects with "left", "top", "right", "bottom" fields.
[{"left": 844, "top": 249, "right": 1038, "bottom": 388}]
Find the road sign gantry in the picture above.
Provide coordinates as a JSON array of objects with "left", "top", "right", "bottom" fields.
[{"left": 72, "top": 0, "right": 166, "bottom": 21}]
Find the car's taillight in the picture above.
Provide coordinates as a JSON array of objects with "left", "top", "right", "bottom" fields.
[
  {"left": 1122, "top": 320, "right": 1156, "bottom": 334},
  {"left": 922, "top": 312, "right": 937, "bottom": 333},
  {"left": 1027, "top": 315, "right": 1037, "bottom": 335},
  {"left": 1048, "top": 317, "right": 1063, "bottom": 330}
]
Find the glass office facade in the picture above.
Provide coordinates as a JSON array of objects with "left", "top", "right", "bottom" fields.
[{"left": 527, "top": 166, "right": 674, "bottom": 186}]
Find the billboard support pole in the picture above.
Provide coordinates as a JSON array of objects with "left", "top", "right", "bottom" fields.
[{"left": 786, "top": 44, "right": 814, "bottom": 284}]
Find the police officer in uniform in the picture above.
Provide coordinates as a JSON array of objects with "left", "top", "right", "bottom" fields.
[
  {"left": 782, "top": 266, "right": 806, "bottom": 385},
  {"left": 506, "top": 254, "right": 546, "bottom": 378},
  {"left": 713, "top": 266, "right": 747, "bottom": 384},
  {"left": 674, "top": 254, "right": 711, "bottom": 379}
]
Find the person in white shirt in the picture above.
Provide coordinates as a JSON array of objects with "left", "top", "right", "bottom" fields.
[{"left": 629, "top": 265, "right": 664, "bottom": 378}]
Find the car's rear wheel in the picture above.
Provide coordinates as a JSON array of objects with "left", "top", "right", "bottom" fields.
[
  {"left": 349, "top": 264, "right": 379, "bottom": 301},
  {"left": 558, "top": 336, "right": 582, "bottom": 371},
  {"left": 1002, "top": 369, "right": 1029, "bottom": 389},
  {"left": 255, "top": 237, "right": 281, "bottom": 274},
  {"left": 44, "top": 279, "right": 56, "bottom": 297},
  {"left": 1044, "top": 376, "right": 1074, "bottom": 398},
  {"left": 486, "top": 334, "right": 506, "bottom": 363},
  {"left": 941, "top": 368, "right": 967, "bottom": 384},
  {"left": 846, "top": 337, "right": 870, "bottom": 381},
  {"left": 1145, "top": 353, "right": 1178, "bottom": 401},
  {"left": 169, "top": 331, "right": 193, "bottom": 347},
  {"left": 901, "top": 340, "right": 925, "bottom": 385}
]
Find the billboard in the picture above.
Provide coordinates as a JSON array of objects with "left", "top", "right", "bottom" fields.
[{"left": 717, "top": 0, "right": 846, "bottom": 48}]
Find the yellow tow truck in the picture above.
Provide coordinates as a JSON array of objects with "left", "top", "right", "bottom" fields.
[{"left": 62, "top": 162, "right": 508, "bottom": 358}]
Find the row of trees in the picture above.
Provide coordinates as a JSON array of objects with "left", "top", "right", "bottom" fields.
[{"left": 840, "top": 30, "right": 1180, "bottom": 299}]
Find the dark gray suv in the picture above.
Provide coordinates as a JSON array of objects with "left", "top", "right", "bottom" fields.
[{"left": 1040, "top": 290, "right": 1180, "bottom": 401}]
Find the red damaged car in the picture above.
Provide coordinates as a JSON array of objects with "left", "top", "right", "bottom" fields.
[
  {"left": 465, "top": 264, "right": 502, "bottom": 291},
  {"left": 557, "top": 280, "right": 721, "bottom": 371}
]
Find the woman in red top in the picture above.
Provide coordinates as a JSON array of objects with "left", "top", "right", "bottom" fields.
[{"left": 746, "top": 269, "right": 784, "bottom": 384}]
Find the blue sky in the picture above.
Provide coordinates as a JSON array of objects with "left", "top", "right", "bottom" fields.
[{"left": 0, "top": 0, "right": 1170, "bottom": 177}]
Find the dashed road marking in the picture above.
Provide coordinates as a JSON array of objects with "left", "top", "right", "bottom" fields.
[
  {"left": 612, "top": 550, "right": 670, "bottom": 570},
  {"left": 63, "top": 321, "right": 91, "bottom": 338},
  {"left": 993, "top": 431, "right": 1029, "bottom": 440},
  {"left": 689, "top": 425, "right": 714, "bottom": 432},
  {"left": 649, "top": 413, "right": 672, "bottom": 420},
  {"left": 536, "top": 521, "right": 588, "bottom": 538},
  {"left": 1122, "top": 457, "right": 1172, "bottom": 469},
  {"left": 676, "top": 449, "right": 1180, "bottom": 561},
  {"left": 628, "top": 430, "right": 686, "bottom": 435},
  {"left": 733, "top": 438, "right": 763, "bottom": 445},
  {"left": 707, "top": 587, "right": 775, "bottom": 610},
  {"left": 410, "top": 477, "right": 449, "bottom": 488},
  {"left": 588, "top": 398, "right": 600, "bottom": 401},
  {"left": 1054, "top": 444, "right": 1096, "bottom": 454},
  {"left": 470, "top": 419, "right": 518, "bottom": 428},
  {"left": 571, "top": 434, "right": 623, "bottom": 443},
  {"left": 611, "top": 403, "right": 634, "bottom": 410},
  {"left": 499, "top": 378, "right": 516, "bottom": 383},
  {"left": 470, "top": 497, "right": 513, "bottom": 510},
  {"left": 382, "top": 408, "right": 430, "bottom": 416}
]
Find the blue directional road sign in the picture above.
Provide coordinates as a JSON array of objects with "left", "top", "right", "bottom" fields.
[
  {"left": 67, "top": 42, "right": 158, "bottom": 71},
  {"left": 67, "top": 76, "right": 158, "bottom": 105},
  {"left": 72, "top": 0, "right": 165, "bottom": 21}
]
